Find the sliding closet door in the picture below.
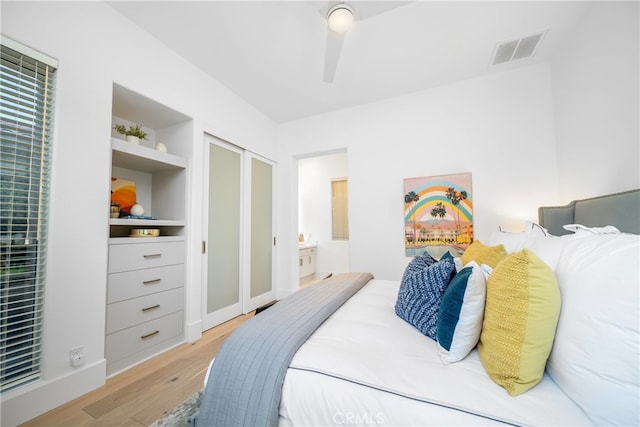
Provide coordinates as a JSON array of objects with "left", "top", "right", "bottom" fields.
[
  {"left": 244, "top": 153, "right": 275, "bottom": 311},
  {"left": 203, "top": 136, "right": 276, "bottom": 329},
  {"left": 202, "top": 137, "right": 243, "bottom": 330}
]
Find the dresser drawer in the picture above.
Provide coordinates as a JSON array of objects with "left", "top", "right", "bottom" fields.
[
  {"left": 107, "top": 264, "right": 184, "bottom": 303},
  {"left": 106, "top": 310, "right": 183, "bottom": 363},
  {"left": 108, "top": 241, "right": 185, "bottom": 273},
  {"left": 106, "top": 287, "right": 184, "bottom": 334}
]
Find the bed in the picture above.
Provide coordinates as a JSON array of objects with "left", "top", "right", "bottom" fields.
[{"left": 195, "top": 189, "right": 639, "bottom": 426}]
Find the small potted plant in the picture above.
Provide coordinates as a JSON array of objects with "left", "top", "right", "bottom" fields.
[{"left": 113, "top": 123, "right": 148, "bottom": 144}]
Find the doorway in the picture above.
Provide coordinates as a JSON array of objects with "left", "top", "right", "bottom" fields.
[{"left": 297, "top": 151, "right": 350, "bottom": 284}]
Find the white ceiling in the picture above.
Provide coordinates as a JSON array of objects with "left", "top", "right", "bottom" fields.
[{"left": 108, "top": 1, "right": 592, "bottom": 123}]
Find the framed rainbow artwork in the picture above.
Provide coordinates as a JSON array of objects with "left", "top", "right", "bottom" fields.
[{"left": 404, "top": 172, "right": 473, "bottom": 258}]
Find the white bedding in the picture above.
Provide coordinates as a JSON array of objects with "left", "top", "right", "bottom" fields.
[{"left": 279, "top": 279, "right": 592, "bottom": 426}]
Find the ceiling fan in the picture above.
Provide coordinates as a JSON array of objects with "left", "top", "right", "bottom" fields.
[
  {"left": 321, "top": 1, "right": 412, "bottom": 83},
  {"left": 322, "top": 3, "right": 355, "bottom": 83}
]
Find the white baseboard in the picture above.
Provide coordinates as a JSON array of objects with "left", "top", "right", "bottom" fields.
[
  {"left": 1, "top": 359, "right": 106, "bottom": 427},
  {"left": 185, "top": 319, "right": 202, "bottom": 343}
]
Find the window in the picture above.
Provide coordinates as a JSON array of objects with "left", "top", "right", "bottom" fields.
[
  {"left": 331, "top": 178, "right": 348, "bottom": 240},
  {"left": 1, "top": 36, "right": 57, "bottom": 392}
]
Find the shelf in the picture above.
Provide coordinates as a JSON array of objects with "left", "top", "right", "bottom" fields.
[
  {"left": 109, "top": 235, "right": 185, "bottom": 245},
  {"left": 112, "top": 84, "right": 190, "bottom": 130},
  {"left": 109, "top": 219, "right": 186, "bottom": 238},
  {"left": 111, "top": 138, "right": 187, "bottom": 172},
  {"left": 109, "top": 219, "right": 185, "bottom": 227}
]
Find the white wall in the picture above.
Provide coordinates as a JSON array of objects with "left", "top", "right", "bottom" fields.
[
  {"left": 3, "top": 2, "right": 638, "bottom": 425},
  {"left": 278, "top": 2, "right": 640, "bottom": 291},
  {"left": 298, "top": 152, "right": 349, "bottom": 277},
  {"left": 1, "top": 2, "right": 277, "bottom": 425},
  {"left": 277, "top": 64, "right": 559, "bottom": 289},
  {"left": 551, "top": 1, "right": 639, "bottom": 200}
]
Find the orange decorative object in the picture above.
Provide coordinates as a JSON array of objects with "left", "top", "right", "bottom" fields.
[{"left": 111, "top": 177, "right": 136, "bottom": 215}]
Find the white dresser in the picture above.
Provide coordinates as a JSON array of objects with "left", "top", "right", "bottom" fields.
[
  {"left": 106, "top": 238, "right": 185, "bottom": 375},
  {"left": 108, "top": 85, "right": 191, "bottom": 376}
]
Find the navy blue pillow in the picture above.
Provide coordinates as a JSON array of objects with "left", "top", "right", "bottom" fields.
[
  {"left": 437, "top": 266, "right": 473, "bottom": 350},
  {"left": 401, "top": 253, "right": 436, "bottom": 284},
  {"left": 395, "top": 258, "right": 456, "bottom": 339},
  {"left": 436, "top": 261, "right": 487, "bottom": 363}
]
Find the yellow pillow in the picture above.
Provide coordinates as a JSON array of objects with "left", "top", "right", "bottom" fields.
[
  {"left": 460, "top": 240, "right": 507, "bottom": 268},
  {"left": 478, "top": 248, "right": 561, "bottom": 396}
]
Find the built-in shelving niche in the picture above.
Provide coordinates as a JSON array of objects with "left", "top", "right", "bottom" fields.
[{"left": 110, "top": 84, "right": 193, "bottom": 239}]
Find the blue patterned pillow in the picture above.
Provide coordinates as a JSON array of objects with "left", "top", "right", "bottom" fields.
[
  {"left": 401, "top": 253, "right": 437, "bottom": 284},
  {"left": 395, "top": 258, "right": 456, "bottom": 339}
]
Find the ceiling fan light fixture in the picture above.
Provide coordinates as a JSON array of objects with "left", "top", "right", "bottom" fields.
[{"left": 327, "top": 4, "right": 354, "bottom": 33}]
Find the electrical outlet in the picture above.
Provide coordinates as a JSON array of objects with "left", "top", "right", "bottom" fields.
[{"left": 69, "top": 346, "right": 84, "bottom": 367}]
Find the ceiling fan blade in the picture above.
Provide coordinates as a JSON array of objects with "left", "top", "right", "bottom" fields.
[{"left": 323, "top": 30, "right": 346, "bottom": 83}]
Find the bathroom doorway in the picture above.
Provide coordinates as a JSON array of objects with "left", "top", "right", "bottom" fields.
[{"left": 297, "top": 151, "right": 350, "bottom": 284}]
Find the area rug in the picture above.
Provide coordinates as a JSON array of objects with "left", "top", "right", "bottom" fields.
[{"left": 151, "top": 390, "right": 202, "bottom": 426}]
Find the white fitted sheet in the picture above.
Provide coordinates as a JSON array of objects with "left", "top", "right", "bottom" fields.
[{"left": 279, "top": 279, "right": 592, "bottom": 426}]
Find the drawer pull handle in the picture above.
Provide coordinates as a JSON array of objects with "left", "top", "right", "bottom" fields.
[
  {"left": 141, "top": 330, "right": 160, "bottom": 340},
  {"left": 142, "top": 304, "right": 160, "bottom": 312},
  {"left": 143, "top": 278, "right": 161, "bottom": 285},
  {"left": 143, "top": 253, "right": 162, "bottom": 258}
]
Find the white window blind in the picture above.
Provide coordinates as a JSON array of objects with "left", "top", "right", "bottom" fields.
[
  {"left": 1, "top": 36, "right": 56, "bottom": 392},
  {"left": 331, "top": 178, "right": 349, "bottom": 240}
]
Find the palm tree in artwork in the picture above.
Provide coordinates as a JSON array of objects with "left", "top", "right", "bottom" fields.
[
  {"left": 446, "top": 187, "right": 468, "bottom": 232},
  {"left": 430, "top": 202, "right": 447, "bottom": 244},
  {"left": 430, "top": 202, "right": 447, "bottom": 222},
  {"left": 404, "top": 191, "right": 420, "bottom": 244}
]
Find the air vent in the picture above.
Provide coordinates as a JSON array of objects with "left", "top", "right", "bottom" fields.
[{"left": 491, "top": 30, "right": 547, "bottom": 66}]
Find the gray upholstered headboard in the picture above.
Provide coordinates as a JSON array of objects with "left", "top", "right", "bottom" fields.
[{"left": 538, "top": 189, "right": 640, "bottom": 236}]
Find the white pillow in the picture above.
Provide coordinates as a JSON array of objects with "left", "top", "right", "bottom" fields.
[
  {"left": 563, "top": 223, "right": 621, "bottom": 234},
  {"left": 487, "top": 222, "right": 549, "bottom": 254},
  {"left": 489, "top": 230, "right": 588, "bottom": 271},
  {"left": 453, "top": 256, "right": 463, "bottom": 272},
  {"left": 486, "top": 230, "right": 528, "bottom": 253},
  {"left": 524, "top": 234, "right": 575, "bottom": 271},
  {"left": 437, "top": 261, "right": 486, "bottom": 364},
  {"left": 523, "top": 220, "right": 549, "bottom": 236},
  {"left": 547, "top": 233, "right": 639, "bottom": 425}
]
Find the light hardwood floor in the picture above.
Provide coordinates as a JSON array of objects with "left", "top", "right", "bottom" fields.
[{"left": 21, "top": 312, "right": 253, "bottom": 426}]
